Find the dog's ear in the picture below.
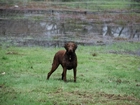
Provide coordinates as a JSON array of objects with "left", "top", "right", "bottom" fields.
[
  {"left": 64, "top": 43, "right": 68, "bottom": 50},
  {"left": 74, "top": 43, "right": 77, "bottom": 50}
]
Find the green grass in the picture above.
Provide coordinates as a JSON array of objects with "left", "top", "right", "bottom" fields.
[
  {"left": 1, "top": 0, "right": 140, "bottom": 11},
  {"left": 63, "top": 1, "right": 130, "bottom": 11},
  {"left": 0, "top": 42, "right": 140, "bottom": 105},
  {"left": 50, "top": 0, "right": 140, "bottom": 11}
]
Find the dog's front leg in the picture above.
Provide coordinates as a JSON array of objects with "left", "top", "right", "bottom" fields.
[
  {"left": 73, "top": 68, "right": 77, "bottom": 82},
  {"left": 63, "top": 68, "right": 67, "bottom": 82}
]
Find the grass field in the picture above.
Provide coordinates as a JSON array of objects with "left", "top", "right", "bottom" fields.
[{"left": 0, "top": 42, "right": 140, "bottom": 105}]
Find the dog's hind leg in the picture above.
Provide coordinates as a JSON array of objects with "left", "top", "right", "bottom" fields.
[
  {"left": 61, "top": 72, "right": 64, "bottom": 80},
  {"left": 47, "top": 62, "right": 59, "bottom": 80}
]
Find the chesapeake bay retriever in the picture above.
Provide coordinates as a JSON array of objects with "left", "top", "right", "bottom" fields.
[{"left": 47, "top": 42, "right": 78, "bottom": 82}]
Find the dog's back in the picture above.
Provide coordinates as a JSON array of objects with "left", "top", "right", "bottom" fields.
[{"left": 53, "top": 50, "right": 65, "bottom": 64}]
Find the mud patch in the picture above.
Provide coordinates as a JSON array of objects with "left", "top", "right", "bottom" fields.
[
  {"left": 108, "top": 50, "right": 140, "bottom": 56},
  {"left": 49, "top": 89, "right": 140, "bottom": 104},
  {"left": 6, "top": 51, "right": 25, "bottom": 56},
  {"left": 95, "top": 92, "right": 140, "bottom": 102},
  {"left": 0, "top": 85, "right": 18, "bottom": 101}
]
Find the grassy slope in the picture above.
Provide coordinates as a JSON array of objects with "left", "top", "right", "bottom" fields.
[
  {"left": 63, "top": 0, "right": 130, "bottom": 10},
  {"left": 0, "top": 42, "right": 140, "bottom": 105}
]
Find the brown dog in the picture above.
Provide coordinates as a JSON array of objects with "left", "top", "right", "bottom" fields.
[{"left": 47, "top": 42, "right": 78, "bottom": 82}]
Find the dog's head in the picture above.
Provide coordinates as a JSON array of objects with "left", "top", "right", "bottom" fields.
[{"left": 64, "top": 42, "right": 77, "bottom": 54}]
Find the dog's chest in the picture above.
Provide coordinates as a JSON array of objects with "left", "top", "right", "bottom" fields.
[
  {"left": 63, "top": 56, "right": 77, "bottom": 70},
  {"left": 65, "top": 61, "right": 75, "bottom": 70}
]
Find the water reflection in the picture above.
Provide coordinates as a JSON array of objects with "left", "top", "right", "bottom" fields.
[{"left": 102, "top": 23, "right": 140, "bottom": 38}]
